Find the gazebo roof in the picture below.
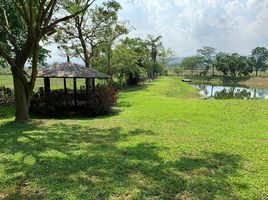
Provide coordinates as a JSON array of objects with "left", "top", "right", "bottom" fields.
[{"left": 37, "top": 61, "right": 110, "bottom": 79}]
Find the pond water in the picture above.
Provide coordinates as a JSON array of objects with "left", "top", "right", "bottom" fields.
[{"left": 191, "top": 84, "right": 268, "bottom": 100}]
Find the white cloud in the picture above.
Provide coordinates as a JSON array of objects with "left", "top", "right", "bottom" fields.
[
  {"left": 46, "top": 0, "right": 268, "bottom": 64},
  {"left": 120, "top": 0, "right": 268, "bottom": 56}
]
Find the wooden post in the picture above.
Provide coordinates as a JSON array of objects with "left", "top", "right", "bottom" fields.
[
  {"left": 64, "top": 78, "right": 67, "bottom": 95},
  {"left": 92, "top": 78, "right": 95, "bottom": 89},
  {"left": 44, "top": 77, "right": 51, "bottom": 94},
  {"left": 85, "top": 78, "right": 90, "bottom": 93},
  {"left": 73, "top": 78, "right": 78, "bottom": 107}
]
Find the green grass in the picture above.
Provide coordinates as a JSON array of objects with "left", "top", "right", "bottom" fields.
[
  {"left": 0, "top": 76, "right": 268, "bottom": 199},
  {"left": 0, "top": 75, "right": 106, "bottom": 90}
]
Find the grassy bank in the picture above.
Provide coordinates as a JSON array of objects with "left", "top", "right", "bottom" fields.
[
  {"left": 0, "top": 76, "right": 268, "bottom": 199},
  {"left": 188, "top": 75, "right": 268, "bottom": 88}
]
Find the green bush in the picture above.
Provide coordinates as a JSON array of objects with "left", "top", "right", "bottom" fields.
[{"left": 30, "top": 86, "right": 117, "bottom": 117}]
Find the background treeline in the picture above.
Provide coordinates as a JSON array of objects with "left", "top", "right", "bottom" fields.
[{"left": 174, "top": 46, "right": 268, "bottom": 77}]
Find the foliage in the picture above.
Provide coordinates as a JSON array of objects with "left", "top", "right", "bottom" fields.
[
  {"left": 30, "top": 85, "right": 117, "bottom": 117},
  {"left": 82, "top": 85, "right": 118, "bottom": 116},
  {"left": 146, "top": 34, "right": 163, "bottom": 79},
  {"left": 111, "top": 37, "right": 149, "bottom": 87},
  {"left": 197, "top": 46, "right": 216, "bottom": 75},
  {"left": 0, "top": 86, "right": 14, "bottom": 106},
  {"left": 173, "top": 66, "right": 183, "bottom": 76},
  {"left": 180, "top": 56, "right": 203, "bottom": 76},
  {"left": 215, "top": 52, "right": 253, "bottom": 77},
  {"left": 250, "top": 47, "right": 268, "bottom": 76},
  {"left": 55, "top": 0, "right": 122, "bottom": 68},
  {"left": 0, "top": 65, "right": 11, "bottom": 75}
]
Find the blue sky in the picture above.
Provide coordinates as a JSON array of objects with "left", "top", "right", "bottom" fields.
[{"left": 47, "top": 0, "right": 268, "bottom": 63}]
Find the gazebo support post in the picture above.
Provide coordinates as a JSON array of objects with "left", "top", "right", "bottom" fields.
[
  {"left": 85, "top": 78, "right": 90, "bottom": 93},
  {"left": 73, "top": 78, "right": 78, "bottom": 107},
  {"left": 63, "top": 78, "right": 67, "bottom": 95},
  {"left": 44, "top": 77, "right": 51, "bottom": 94},
  {"left": 92, "top": 78, "right": 95, "bottom": 89}
]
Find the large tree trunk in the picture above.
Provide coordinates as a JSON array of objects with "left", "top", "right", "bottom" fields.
[
  {"left": 11, "top": 40, "right": 38, "bottom": 123},
  {"left": 13, "top": 73, "right": 30, "bottom": 123}
]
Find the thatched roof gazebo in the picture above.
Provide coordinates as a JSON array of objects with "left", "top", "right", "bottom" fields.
[{"left": 37, "top": 61, "right": 110, "bottom": 107}]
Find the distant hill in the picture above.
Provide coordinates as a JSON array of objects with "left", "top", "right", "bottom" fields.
[{"left": 166, "top": 57, "right": 185, "bottom": 67}]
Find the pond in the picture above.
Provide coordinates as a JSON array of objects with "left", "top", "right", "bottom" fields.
[{"left": 191, "top": 84, "right": 268, "bottom": 100}]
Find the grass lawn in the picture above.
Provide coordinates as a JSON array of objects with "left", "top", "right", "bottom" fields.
[
  {"left": 0, "top": 75, "right": 103, "bottom": 90},
  {"left": 0, "top": 76, "right": 268, "bottom": 199}
]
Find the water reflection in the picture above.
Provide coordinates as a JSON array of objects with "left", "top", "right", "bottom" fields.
[{"left": 191, "top": 84, "right": 268, "bottom": 100}]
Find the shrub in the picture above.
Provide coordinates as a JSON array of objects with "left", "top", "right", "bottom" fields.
[
  {"left": 30, "top": 86, "right": 117, "bottom": 117},
  {"left": 82, "top": 85, "right": 117, "bottom": 116},
  {"left": 0, "top": 86, "right": 14, "bottom": 107}
]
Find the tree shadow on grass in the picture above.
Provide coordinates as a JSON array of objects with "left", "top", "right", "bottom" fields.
[{"left": 0, "top": 122, "right": 248, "bottom": 199}]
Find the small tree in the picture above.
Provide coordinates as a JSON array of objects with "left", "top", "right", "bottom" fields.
[
  {"left": 197, "top": 46, "right": 216, "bottom": 76},
  {"left": 174, "top": 66, "right": 182, "bottom": 76},
  {"left": 112, "top": 37, "right": 149, "bottom": 86},
  {"left": 180, "top": 56, "right": 203, "bottom": 77},
  {"left": 237, "top": 56, "right": 253, "bottom": 76},
  {"left": 146, "top": 34, "right": 163, "bottom": 79},
  {"left": 94, "top": 17, "right": 128, "bottom": 85},
  {"left": 250, "top": 47, "right": 268, "bottom": 77},
  {"left": 55, "top": 0, "right": 121, "bottom": 90},
  {"left": 215, "top": 52, "right": 229, "bottom": 76}
]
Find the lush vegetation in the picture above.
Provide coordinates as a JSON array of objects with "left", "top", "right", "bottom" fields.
[
  {"left": 174, "top": 46, "right": 268, "bottom": 78},
  {"left": 0, "top": 86, "right": 14, "bottom": 106},
  {"left": 0, "top": 77, "right": 267, "bottom": 199},
  {"left": 30, "top": 85, "right": 117, "bottom": 117}
]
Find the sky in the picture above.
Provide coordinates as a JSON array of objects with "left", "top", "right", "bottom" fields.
[
  {"left": 47, "top": 0, "right": 268, "bottom": 63},
  {"left": 118, "top": 0, "right": 268, "bottom": 56}
]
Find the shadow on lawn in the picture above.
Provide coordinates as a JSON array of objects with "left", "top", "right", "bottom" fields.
[{"left": 0, "top": 122, "right": 247, "bottom": 199}]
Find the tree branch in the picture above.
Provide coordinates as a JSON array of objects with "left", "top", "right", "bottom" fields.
[
  {"left": 0, "top": 45, "right": 28, "bottom": 87},
  {"left": 11, "top": 0, "right": 30, "bottom": 24},
  {"left": 43, "top": 0, "right": 96, "bottom": 35},
  {"left": 1, "top": 8, "right": 19, "bottom": 53}
]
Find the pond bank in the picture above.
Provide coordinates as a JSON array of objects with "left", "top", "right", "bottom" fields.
[{"left": 187, "top": 76, "right": 268, "bottom": 89}]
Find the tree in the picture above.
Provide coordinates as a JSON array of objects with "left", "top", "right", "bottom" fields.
[
  {"left": 55, "top": 0, "right": 120, "bottom": 68},
  {"left": 55, "top": 0, "right": 121, "bottom": 90},
  {"left": 116, "top": 37, "right": 149, "bottom": 86},
  {"left": 94, "top": 14, "right": 128, "bottom": 85},
  {"left": 197, "top": 46, "right": 216, "bottom": 76},
  {"left": 180, "top": 56, "right": 203, "bottom": 77},
  {"left": 228, "top": 53, "right": 240, "bottom": 77},
  {"left": 0, "top": 0, "right": 95, "bottom": 123},
  {"left": 173, "top": 66, "right": 183, "bottom": 76},
  {"left": 250, "top": 47, "right": 268, "bottom": 77},
  {"left": 237, "top": 56, "right": 253, "bottom": 76},
  {"left": 158, "top": 47, "right": 174, "bottom": 76},
  {"left": 215, "top": 52, "right": 229, "bottom": 76},
  {"left": 146, "top": 34, "right": 163, "bottom": 79},
  {"left": 215, "top": 52, "right": 253, "bottom": 77}
]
